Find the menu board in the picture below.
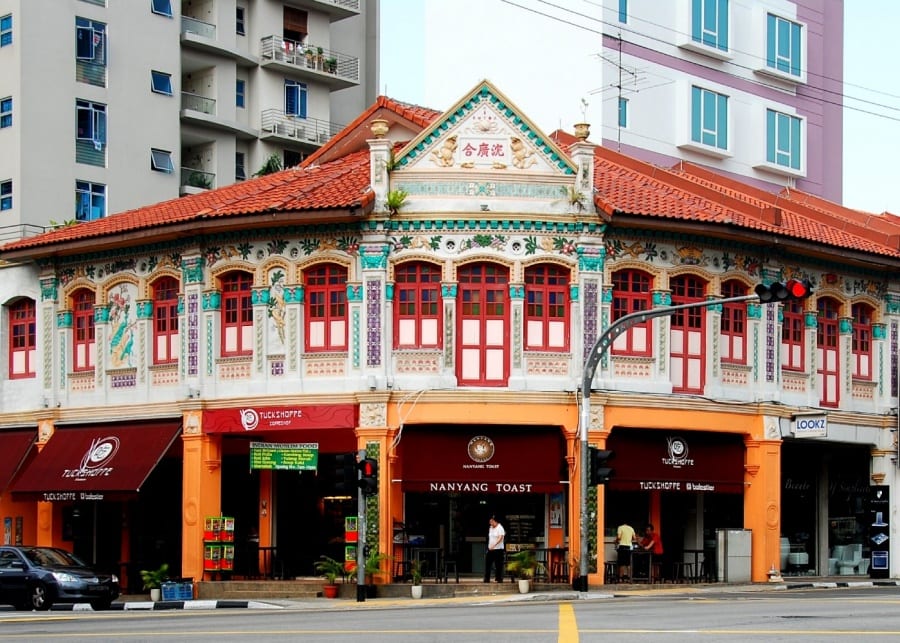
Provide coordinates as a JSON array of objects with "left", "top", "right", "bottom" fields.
[
  {"left": 505, "top": 513, "right": 537, "bottom": 544},
  {"left": 250, "top": 442, "right": 318, "bottom": 470}
]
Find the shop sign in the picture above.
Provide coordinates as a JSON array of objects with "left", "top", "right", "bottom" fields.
[
  {"left": 792, "top": 413, "right": 827, "bottom": 438},
  {"left": 204, "top": 405, "right": 356, "bottom": 433},
  {"left": 249, "top": 442, "right": 318, "bottom": 470},
  {"left": 869, "top": 485, "right": 889, "bottom": 578}
]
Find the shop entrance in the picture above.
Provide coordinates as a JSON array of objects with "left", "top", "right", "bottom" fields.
[{"left": 402, "top": 492, "right": 548, "bottom": 577}]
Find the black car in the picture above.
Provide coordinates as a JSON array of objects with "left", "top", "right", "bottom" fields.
[{"left": 0, "top": 546, "right": 120, "bottom": 610}]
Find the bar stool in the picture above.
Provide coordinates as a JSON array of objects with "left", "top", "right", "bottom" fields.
[
  {"left": 604, "top": 561, "right": 618, "bottom": 584},
  {"left": 551, "top": 559, "right": 569, "bottom": 583},
  {"left": 441, "top": 557, "right": 459, "bottom": 583},
  {"left": 670, "top": 561, "right": 693, "bottom": 583}
]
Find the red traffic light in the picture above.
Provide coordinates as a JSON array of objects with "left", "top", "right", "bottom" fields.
[
  {"left": 755, "top": 279, "right": 813, "bottom": 303},
  {"left": 357, "top": 457, "right": 378, "bottom": 496}
]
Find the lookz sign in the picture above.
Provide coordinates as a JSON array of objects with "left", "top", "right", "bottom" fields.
[
  {"left": 791, "top": 413, "right": 828, "bottom": 438},
  {"left": 399, "top": 429, "right": 565, "bottom": 493}
]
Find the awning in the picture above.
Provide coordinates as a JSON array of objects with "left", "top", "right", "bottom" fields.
[
  {"left": 10, "top": 422, "right": 181, "bottom": 502},
  {"left": 0, "top": 430, "right": 36, "bottom": 494},
  {"left": 399, "top": 426, "right": 566, "bottom": 493},
  {"left": 606, "top": 428, "right": 745, "bottom": 493}
]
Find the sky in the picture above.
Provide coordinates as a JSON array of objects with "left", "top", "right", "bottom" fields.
[{"left": 379, "top": 0, "right": 900, "bottom": 215}]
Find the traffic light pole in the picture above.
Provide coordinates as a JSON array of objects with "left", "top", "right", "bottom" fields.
[{"left": 576, "top": 294, "right": 758, "bottom": 591}]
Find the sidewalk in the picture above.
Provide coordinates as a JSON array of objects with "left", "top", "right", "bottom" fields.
[{"left": 50, "top": 576, "right": 900, "bottom": 611}]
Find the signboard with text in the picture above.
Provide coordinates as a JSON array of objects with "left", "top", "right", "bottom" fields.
[{"left": 249, "top": 442, "right": 318, "bottom": 471}]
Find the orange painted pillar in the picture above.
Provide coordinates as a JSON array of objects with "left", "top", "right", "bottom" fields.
[
  {"left": 744, "top": 437, "right": 782, "bottom": 581},
  {"left": 181, "top": 410, "right": 222, "bottom": 584},
  {"left": 33, "top": 420, "right": 56, "bottom": 547}
]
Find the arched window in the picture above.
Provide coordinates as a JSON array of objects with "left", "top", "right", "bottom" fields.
[
  {"left": 851, "top": 303, "right": 874, "bottom": 380},
  {"left": 457, "top": 263, "right": 509, "bottom": 386},
  {"left": 670, "top": 274, "right": 707, "bottom": 393},
  {"left": 153, "top": 276, "right": 180, "bottom": 364},
  {"left": 817, "top": 297, "right": 840, "bottom": 407},
  {"left": 524, "top": 264, "right": 570, "bottom": 352},
  {"left": 720, "top": 280, "right": 747, "bottom": 364},
  {"left": 610, "top": 269, "right": 652, "bottom": 356},
  {"left": 781, "top": 299, "right": 805, "bottom": 371},
  {"left": 72, "top": 289, "right": 95, "bottom": 371},
  {"left": 304, "top": 263, "right": 347, "bottom": 352},
  {"left": 220, "top": 271, "right": 253, "bottom": 356},
  {"left": 8, "top": 298, "right": 36, "bottom": 378},
  {"left": 394, "top": 262, "right": 441, "bottom": 349}
]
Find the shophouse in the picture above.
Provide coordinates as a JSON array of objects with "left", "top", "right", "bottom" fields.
[{"left": 0, "top": 80, "right": 897, "bottom": 591}]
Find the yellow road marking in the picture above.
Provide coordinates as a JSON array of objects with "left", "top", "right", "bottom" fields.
[{"left": 558, "top": 602, "right": 578, "bottom": 643}]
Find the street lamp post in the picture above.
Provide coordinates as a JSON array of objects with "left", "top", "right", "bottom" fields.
[{"left": 575, "top": 294, "right": 759, "bottom": 590}]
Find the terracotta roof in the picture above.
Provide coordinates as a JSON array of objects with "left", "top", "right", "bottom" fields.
[{"left": 3, "top": 97, "right": 898, "bottom": 265}]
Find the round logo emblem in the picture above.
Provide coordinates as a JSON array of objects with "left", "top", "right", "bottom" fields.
[
  {"left": 240, "top": 408, "right": 260, "bottom": 431},
  {"left": 81, "top": 436, "right": 120, "bottom": 470},
  {"left": 667, "top": 436, "right": 688, "bottom": 461},
  {"left": 467, "top": 435, "right": 495, "bottom": 463}
]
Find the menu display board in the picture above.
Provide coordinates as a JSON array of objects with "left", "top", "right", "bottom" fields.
[{"left": 250, "top": 442, "right": 318, "bottom": 470}]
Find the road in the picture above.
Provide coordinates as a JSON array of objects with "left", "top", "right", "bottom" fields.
[{"left": 2, "top": 586, "right": 900, "bottom": 642}]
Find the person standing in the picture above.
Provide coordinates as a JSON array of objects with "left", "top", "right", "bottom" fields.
[
  {"left": 483, "top": 515, "right": 506, "bottom": 583},
  {"left": 615, "top": 520, "right": 637, "bottom": 581}
]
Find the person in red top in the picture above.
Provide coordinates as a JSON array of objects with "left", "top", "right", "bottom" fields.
[{"left": 640, "top": 523, "right": 663, "bottom": 555}]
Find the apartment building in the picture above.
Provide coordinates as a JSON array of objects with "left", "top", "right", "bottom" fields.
[
  {"left": 598, "top": 0, "right": 843, "bottom": 202},
  {"left": 0, "top": 0, "right": 378, "bottom": 240}
]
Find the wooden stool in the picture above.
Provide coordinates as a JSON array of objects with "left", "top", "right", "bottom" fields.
[
  {"left": 670, "top": 561, "right": 693, "bottom": 583},
  {"left": 604, "top": 561, "right": 618, "bottom": 584},
  {"left": 441, "top": 558, "right": 459, "bottom": 583}
]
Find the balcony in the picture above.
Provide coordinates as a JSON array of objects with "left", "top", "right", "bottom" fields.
[
  {"left": 180, "top": 15, "right": 256, "bottom": 67},
  {"left": 260, "top": 110, "right": 342, "bottom": 148},
  {"left": 259, "top": 36, "right": 358, "bottom": 90},
  {"left": 285, "top": 0, "right": 359, "bottom": 21},
  {"left": 180, "top": 167, "right": 216, "bottom": 196},
  {"left": 181, "top": 92, "right": 257, "bottom": 139}
]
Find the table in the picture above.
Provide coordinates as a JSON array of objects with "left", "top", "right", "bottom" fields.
[
  {"left": 532, "top": 547, "right": 569, "bottom": 583},
  {"left": 412, "top": 547, "right": 443, "bottom": 582},
  {"left": 631, "top": 550, "right": 655, "bottom": 583},
  {"left": 683, "top": 549, "right": 704, "bottom": 582}
]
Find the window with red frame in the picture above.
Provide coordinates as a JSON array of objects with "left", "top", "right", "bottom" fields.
[
  {"left": 781, "top": 299, "right": 805, "bottom": 371},
  {"left": 8, "top": 298, "right": 36, "bottom": 378},
  {"left": 611, "top": 269, "right": 652, "bottom": 355},
  {"left": 305, "top": 264, "right": 347, "bottom": 352},
  {"left": 670, "top": 274, "right": 707, "bottom": 394},
  {"left": 394, "top": 262, "right": 441, "bottom": 349},
  {"left": 720, "top": 280, "right": 747, "bottom": 364},
  {"left": 525, "top": 264, "right": 570, "bottom": 351},
  {"left": 457, "top": 263, "right": 509, "bottom": 386},
  {"left": 851, "top": 303, "right": 873, "bottom": 380},
  {"left": 817, "top": 297, "right": 840, "bottom": 406},
  {"left": 153, "top": 276, "right": 179, "bottom": 364},
  {"left": 72, "top": 289, "right": 95, "bottom": 371},
  {"left": 220, "top": 272, "right": 253, "bottom": 356}
]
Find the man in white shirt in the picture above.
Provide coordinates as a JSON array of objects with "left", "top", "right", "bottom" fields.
[{"left": 483, "top": 515, "right": 506, "bottom": 583}]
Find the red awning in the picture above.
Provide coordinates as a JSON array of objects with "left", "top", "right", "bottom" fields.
[
  {"left": 0, "top": 430, "right": 36, "bottom": 494},
  {"left": 606, "top": 428, "right": 745, "bottom": 493},
  {"left": 10, "top": 422, "right": 181, "bottom": 501},
  {"left": 399, "top": 427, "right": 566, "bottom": 493}
]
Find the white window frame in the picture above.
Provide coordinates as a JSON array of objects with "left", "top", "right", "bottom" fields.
[
  {"left": 76, "top": 100, "right": 107, "bottom": 147},
  {"left": 151, "top": 0, "right": 173, "bottom": 18},
  {"left": 76, "top": 17, "right": 106, "bottom": 64},
  {"left": 75, "top": 181, "right": 105, "bottom": 221},
  {"left": 151, "top": 70, "right": 173, "bottom": 96},
  {"left": 753, "top": 103, "right": 805, "bottom": 178},
  {"left": 677, "top": 0, "right": 732, "bottom": 60},
  {"left": 150, "top": 148, "right": 175, "bottom": 173},
  {"left": 752, "top": 6, "right": 807, "bottom": 84},
  {"left": 0, "top": 180, "right": 11, "bottom": 211}
]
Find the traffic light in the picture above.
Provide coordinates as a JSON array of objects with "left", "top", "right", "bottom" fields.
[
  {"left": 754, "top": 279, "right": 813, "bottom": 303},
  {"left": 334, "top": 453, "right": 357, "bottom": 494},
  {"left": 357, "top": 457, "right": 378, "bottom": 496},
  {"left": 588, "top": 447, "right": 614, "bottom": 485}
]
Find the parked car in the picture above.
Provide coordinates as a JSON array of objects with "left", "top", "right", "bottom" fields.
[{"left": 0, "top": 546, "right": 120, "bottom": 610}]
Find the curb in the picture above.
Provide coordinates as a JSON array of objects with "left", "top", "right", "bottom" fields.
[
  {"left": 51, "top": 599, "right": 282, "bottom": 611},
  {"left": 782, "top": 579, "right": 900, "bottom": 590}
]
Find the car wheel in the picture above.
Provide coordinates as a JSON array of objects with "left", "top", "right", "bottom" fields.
[
  {"left": 28, "top": 582, "right": 51, "bottom": 611},
  {"left": 90, "top": 599, "right": 112, "bottom": 611}
]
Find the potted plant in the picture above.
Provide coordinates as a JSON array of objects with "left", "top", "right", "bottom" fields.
[
  {"left": 325, "top": 57, "right": 337, "bottom": 73},
  {"left": 506, "top": 549, "right": 539, "bottom": 594},
  {"left": 409, "top": 558, "right": 424, "bottom": 599},
  {"left": 363, "top": 549, "right": 390, "bottom": 598},
  {"left": 314, "top": 555, "right": 344, "bottom": 599},
  {"left": 140, "top": 563, "right": 169, "bottom": 602}
]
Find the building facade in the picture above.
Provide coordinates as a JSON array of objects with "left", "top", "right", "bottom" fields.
[
  {"left": 599, "top": 0, "right": 843, "bottom": 203},
  {"left": 0, "top": 81, "right": 897, "bottom": 593},
  {"left": 0, "top": 0, "right": 377, "bottom": 241}
]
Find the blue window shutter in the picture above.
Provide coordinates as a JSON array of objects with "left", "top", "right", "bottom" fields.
[
  {"left": 790, "top": 116, "right": 801, "bottom": 169},
  {"left": 76, "top": 26, "right": 93, "bottom": 60},
  {"left": 790, "top": 22, "right": 801, "bottom": 76},
  {"left": 285, "top": 82, "right": 298, "bottom": 115},
  {"left": 299, "top": 85, "right": 308, "bottom": 119},
  {"left": 691, "top": 87, "right": 702, "bottom": 143},
  {"left": 766, "top": 14, "right": 776, "bottom": 68},
  {"left": 691, "top": 0, "right": 702, "bottom": 43},
  {"left": 716, "top": 93, "right": 727, "bottom": 149},
  {"left": 776, "top": 113, "right": 789, "bottom": 164},
  {"left": 717, "top": 0, "right": 728, "bottom": 51},
  {"left": 766, "top": 110, "right": 776, "bottom": 163},
  {"left": 96, "top": 110, "right": 106, "bottom": 145},
  {"left": 702, "top": 90, "right": 716, "bottom": 146},
  {"left": 618, "top": 0, "right": 627, "bottom": 23}
]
